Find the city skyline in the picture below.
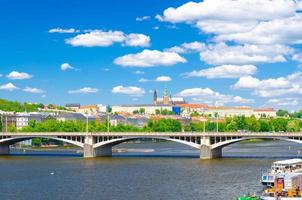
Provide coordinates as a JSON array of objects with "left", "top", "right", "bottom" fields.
[{"left": 1, "top": 0, "right": 302, "bottom": 110}]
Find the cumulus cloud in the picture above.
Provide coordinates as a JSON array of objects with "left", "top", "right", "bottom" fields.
[
  {"left": 267, "top": 98, "right": 298, "bottom": 107},
  {"left": 114, "top": 49, "right": 186, "bottom": 67},
  {"left": 199, "top": 43, "right": 292, "bottom": 65},
  {"left": 112, "top": 85, "right": 145, "bottom": 96},
  {"left": 155, "top": 76, "right": 172, "bottom": 82},
  {"left": 183, "top": 65, "right": 257, "bottom": 79},
  {"left": 6, "top": 71, "right": 32, "bottom": 80},
  {"left": 65, "top": 30, "right": 150, "bottom": 47},
  {"left": 136, "top": 16, "right": 151, "bottom": 21},
  {"left": 176, "top": 87, "right": 253, "bottom": 105},
  {"left": 139, "top": 76, "right": 172, "bottom": 82},
  {"left": 133, "top": 70, "right": 145, "bottom": 75},
  {"left": 157, "top": 0, "right": 302, "bottom": 47},
  {"left": 124, "top": 33, "right": 150, "bottom": 47},
  {"left": 216, "top": 14, "right": 302, "bottom": 45},
  {"left": 68, "top": 87, "right": 98, "bottom": 94},
  {"left": 0, "top": 83, "right": 18, "bottom": 91},
  {"left": 158, "top": 0, "right": 296, "bottom": 23},
  {"left": 23, "top": 87, "right": 45, "bottom": 94},
  {"left": 165, "top": 41, "right": 206, "bottom": 53},
  {"left": 49, "top": 28, "right": 79, "bottom": 33},
  {"left": 61, "top": 63, "right": 75, "bottom": 71},
  {"left": 293, "top": 53, "right": 302, "bottom": 63},
  {"left": 233, "top": 72, "right": 302, "bottom": 97}
]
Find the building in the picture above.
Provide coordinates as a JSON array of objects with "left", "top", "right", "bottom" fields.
[
  {"left": 65, "top": 103, "right": 81, "bottom": 111},
  {"left": 1, "top": 112, "right": 17, "bottom": 132},
  {"left": 153, "top": 89, "right": 186, "bottom": 105},
  {"left": 1, "top": 112, "right": 50, "bottom": 131},
  {"left": 177, "top": 104, "right": 209, "bottom": 117},
  {"left": 206, "top": 106, "right": 255, "bottom": 118},
  {"left": 78, "top": 105, "right": 100, "bottom": 116},
  {"left": 254, "top": 108, "right": 276, "bottom": 118},
  {"left": 110, "top": 104, "right": 173, "bottom": 115}
]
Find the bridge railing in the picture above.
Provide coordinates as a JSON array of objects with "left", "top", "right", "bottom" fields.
[{"left": 1, "top": 132, "right": 302, "bottom": 137}]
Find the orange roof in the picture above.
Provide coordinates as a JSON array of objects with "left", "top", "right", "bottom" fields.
[
  {"left": 177, "top": 103, "right": 209, "bottom": 108},
  {"left": 254, "top": 108, "right": 275, "bottom": 112},
  {"left": 208, "top": 106, "right": 253, "bottom": 111},
  {"left": 80, "top": 105, "right": 98, "bottom": 109}
]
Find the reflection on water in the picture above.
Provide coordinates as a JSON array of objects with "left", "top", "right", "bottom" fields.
[{"left": 1, "top": 140, "right": 302, "bottom": 200}]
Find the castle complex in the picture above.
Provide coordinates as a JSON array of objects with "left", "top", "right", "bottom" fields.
[{"left": 152, "top": 89, "right": 186, "bottom": 105}]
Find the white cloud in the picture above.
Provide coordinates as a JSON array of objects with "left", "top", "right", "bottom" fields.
[
  {"left": 65, "top": 30, "right": 150, "bottom": 47},
  {"left": 153, "top": 26, "right": 159, "bottom": 30},
  {"left": 216, "top": 14, "right": 302, "bottom": 45},
  {"left": 293, "top": 53, "right": 302, "bottom": 63},
  {"left": 155, "top": 76, "right": 172, "bottom": 82},
  {"left": 138, "top": 78, "right": 149, "bottom": 83},
  {"left": 158, "top": 0, "right": 302, "bottom": 47},
  {"left": 183, "top": 65, "right": 257, "bottom": 79},
  {"left": 136, "top": 16, "right": 151, "bottom": 21},
  {"left": 0, "top": 83, "right": 18, "bottom": 91},
  {"left": 158, "top": 0, "right": 296, "bottom": 23},
  {"left": 112, "top": 85, "right": 145, "bottom": 96},
  {"left": 139, "top": 76, "right": 172, "bottom": 82},
  {"left": 114, "top": 49, "right": 186, "bottom": 67},
  {"left": 6, "top": 71, "right": 32, "bottom": 80},
  {"left": 49, "top": 28, "right": 79, "bottom": 33},
  {"left": 176, "top": 87, "right": 253, "bottom": 105},
  {"left": 233, "top": 72, "right": 302, "bottom": 97},
  {"left": 0, "top": 74, "right": 2, "bottom": 77},
  {"left": 165, "top": 41, "right": 206, "bottom": 53},
  {"left": 124, "top": 33, "right": 150, "bottom": 47},
  {"left": 60, "top": 63, "right": 75, "bottom": 71},
  {"left": 68, "top": 87, "right": 98, "bottom": 94},
  {"left": 267, "top": 98, "right": 298, "bottom": 107},
  {"left": 200, "top": 43, "right": 292, "bottom": 65},
  {"left": 133, "top": 70, "right": 145, "bottom": 75},
  {"left": 23, "top": 87, "right": 45, "bottom": 94}
]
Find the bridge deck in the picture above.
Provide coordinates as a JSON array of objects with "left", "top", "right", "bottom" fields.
[{"left": 1, "top": 132, "right": 302, "bottom": 137}]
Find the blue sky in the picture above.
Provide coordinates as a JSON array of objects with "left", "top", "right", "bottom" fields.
[{"left": 1, "top": 0, "right": 302, "bottom": 110}]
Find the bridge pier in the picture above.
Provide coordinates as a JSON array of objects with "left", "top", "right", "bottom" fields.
[
  {"left": 83, "top": 144, "right": 112, "bottom": 158},
  {"left": 200, "top": 145, "right": 222, "bottom": 159},
  {"left": 0, "top": 144, "right": 10, "bottom": 155}
]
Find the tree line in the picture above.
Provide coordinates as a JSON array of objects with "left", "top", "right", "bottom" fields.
[{"left": 2, "top": 116, "right": 300, "bottom": 133}]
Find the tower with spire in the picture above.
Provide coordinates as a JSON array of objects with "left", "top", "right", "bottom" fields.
[{"left": 153, "top": 90, "right": 158, "bottom": 105}]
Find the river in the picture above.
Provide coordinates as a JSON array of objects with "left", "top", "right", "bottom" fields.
[{"left": 0, "top": 140, "right": 302, "bottom": 200}]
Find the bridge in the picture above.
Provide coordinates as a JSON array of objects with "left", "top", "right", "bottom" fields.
[{"left": 1, "top": 132, "right": 302, "bottom": 159}]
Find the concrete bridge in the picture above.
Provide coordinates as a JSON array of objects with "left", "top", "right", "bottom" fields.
[{"left": 1, "top": 132, "right": 302, "bottom": 159}]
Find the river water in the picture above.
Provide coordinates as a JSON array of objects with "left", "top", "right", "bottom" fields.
[{"left": 1, "top": 140, "right": 302, "bottom": 200}]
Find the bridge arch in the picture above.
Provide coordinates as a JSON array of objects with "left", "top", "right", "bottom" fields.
[
  {"left": 93, "top": 136, "right": 201, "bottom": 150},
  {"left": 0, "top": 136, "right": 84, "bottom": 148},
  {"left": 211, "top": 136, "right": 302, "bottom": 150}
]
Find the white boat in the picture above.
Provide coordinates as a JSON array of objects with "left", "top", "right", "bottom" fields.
[{"left": 261, "top": 159, "right": 302, "bottom": 199}]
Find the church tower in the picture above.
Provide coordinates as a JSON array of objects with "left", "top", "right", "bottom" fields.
[
  {"left": 163, "top": 88, "right": 170, "bottom": 105},
  {"left": 153, "top": 90, "right": 158, "bottom": 105}
]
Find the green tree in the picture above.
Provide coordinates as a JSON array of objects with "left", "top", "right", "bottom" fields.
[
  {"left": 271, "top": 118, "right": 288, "bottom": 132},
  {"left": 286, "top": 120, "right": 300, "bottom": 132},
  {"left": 276, "top": 109, "right": 289, "bottom": 117},
  {"left": 226, "top": 121, "right": 237, "bottom": 132},
  {"left": 259, "top": 119, "right": 271, "bottom": 132},
  {"left": 106, "top": 105, "right": 112, "bottom": 113},
  {"left": 139, "top": 108, "right": 145, "bottom": 114},
  {"left": 246, "top": 116, "right": 260, "bottom": 132}
]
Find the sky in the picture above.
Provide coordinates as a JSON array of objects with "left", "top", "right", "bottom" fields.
[{"left": 1, "top": 0, "right": 302, "bottom": 110}]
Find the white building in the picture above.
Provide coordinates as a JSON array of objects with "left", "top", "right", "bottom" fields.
[{"left": 110, "top": 105, "right": 172, "bottom": 115}]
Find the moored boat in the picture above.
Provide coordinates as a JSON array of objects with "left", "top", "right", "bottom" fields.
[{"left": 261, "top": 159, "right": 302, "bottom": 199}]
